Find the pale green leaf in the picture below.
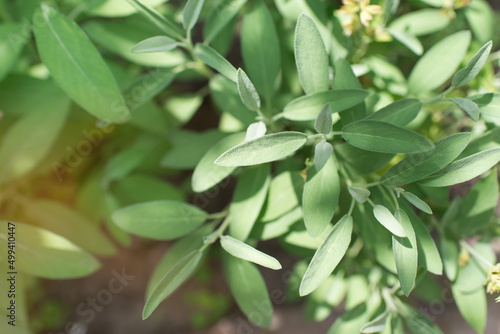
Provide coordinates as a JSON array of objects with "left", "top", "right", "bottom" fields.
[
  {"left": 334, "top": 144, "right": 394, "bottom": 176},
  {"left": 401, "top": 191, "right": 432, "bottom": 214},
  {"left": 388, "top": 9, "right": 450, "bottom": 36},
  {"left": 220, "top": 235, "right": 281, "bottom": 270},
  {"left": 419, "top": 148, "right": 500, "bottom": 187},
  {"left": 282, "top": 89, "right": 369, "bottom": 121},
  {"left": 256, "top": 207, "right": 303, "bottom": 240},
  {"left": 392, "top": 209, "right": 418, "bottom": 296},
  {"left": 303, "top": 156, "right": 340, "bottom": 237},
  {"left": 0, "top": 221, "right": 100, "bottom": 279},
  {"left": 294, "top": 13, "right": 329, "bottom": 94},
  {"left": 261, "top": 171, "right": 302, "bottom": 222},
  {"left": 452, "top": 285, "right": 487, "bottom": 334},
  {"left": 469, "top": 92, "right": 500, "bottom": 126},
  {"left": 408, "top": 31, "right": 471, "bottom": 95},
  {"left": 465, "top": 0, "right": 494, "bottom": 44},
  {"left": 131, "top": 35, "right": 178, "bottom": 53},
  {"left": 194, "top": 43, "right": 237, "bottom": 82},
  {"left": 299, "top": 215, "right": 353, "bottom": 296},
  {"left": 229, "top": 164, "right": 270, "bottom": 241},
  {"left": 143, "top": 250, "right": 203, "bottom": 319},
  {"left": 315, "top": 104, "right": 333, "bottom": 134},
  {"left": 85, "top": 0, "right": 165, "bottom": 18},
  {"left": 33, "top": 4, "right": 130, "bottom": 123},
  {"left": 0, "top": 23, "right": 29, "bottom": 81},
  {"left": 400, "top": 303, "right": 444, "bottom": 334},
  {"left": 112, "top": 200, "right": 208, "bottom": 240},
  {"left": 381, "top": 132, "right": 471, "bottom": 185},
  {"left": 183, "top": 0, "right": 205, "bottom": 31},
  {"left": 241, "top": 0, "right": 281, "bottom": 99},
  {"left": 367, "top": 98, "right": 422, "bottom": 126},
  {"left": 245, "top": 121, "right": 266, "bottom": 141},
  {"left": 388, "top": 29, "right": 423, "bottom": 55},
  {"left": 237, "top": 68, "right": 261, "bottom": 111},
  {"left": 203, "top": 0, "right": 247, "bottom": 43},
  {"left": 361, "top": 310, "right": 389, "bottom": 333},
  {"left": 223, "top": 255, "right": 273, "bottom": 328},
  {"left": 373, "top": 205, "right": 406, "bottom": 238},
  {"left": 342, "top": 120, "right": 434, "bottom": 154},
  {"left": 452, "top": 41, "right": 492, "bottom": 87},
  {"left": 192, "top": 132, "right": 245, "bottom": 192},
  {"left": 439, "top": 234, "right": 458, "bottom": 281},
  {"left": 314, "top": 141, "right": 333, "bottom": 171},
  {"left": 215, "top": 132, "right": 307, "bottom": 167},
  {"left": 348, "top": 186, "right": 370, "bottom": 204},
  {"left": 450, "top": 97, "right": 480, "bottom": 121}
]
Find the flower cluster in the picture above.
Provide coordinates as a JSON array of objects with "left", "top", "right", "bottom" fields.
[
  {"left": 337, "top": 0, "right": 382, "bottom": 36},
  {"left": 485, "top": 264, "right": 500, "bottom": 302}
]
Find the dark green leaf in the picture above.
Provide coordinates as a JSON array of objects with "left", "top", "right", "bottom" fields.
[
  {"left": 215, "top": 132, "right": 307, "bottom": 167},
  {"left": 367, "top": 98, "right": 422, "bottom": 126},
  {"left": 112, "top": 200, "right": 208, "bottom": 240},
  {"left": 299, "top": 215, "right": 353, "bottom": 296},
  {"left": 452, "top": 41, "right": 492, "bottom": 87},
  {"left": 33, "top": 4, "right": 130, "bottom": 123},
  {"left": 333, "top": 58, "right": 366, "bottom": 125},
  {"left": 0, "top": 23, "right": 29, "bottom": 81},
  {"left": 388, "top": 29, "right": 423, "bottom": 55},
  {"left": 392, "top": 209, "right": 418, "bottom": 296},
  {"left": 381, "top": 133, "right": 471, "bottom": 185},
  {"left": 450, "top": 97, "right": 479, "bottom": 121},
  {"left": 303, "top": 156, "right": 340, "bottom": 237},
  {"left": 334, "top": 144, "right": 394, "bottom": 176},
  {"left": 294, "top": 13, "right": 329, "bottom": 94},
  {"left": 342, "top": 120, "right": 434, "bottom": 154}
]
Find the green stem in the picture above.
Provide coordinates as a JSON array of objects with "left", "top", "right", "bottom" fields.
[
  {"left": 203, "top": 216, "right": 231, "bottom": 247},
  {"left": 423, "top": 86, "right": 455, "bottom": 105}
]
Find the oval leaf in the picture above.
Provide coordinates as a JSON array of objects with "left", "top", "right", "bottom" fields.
[
  {"left": 315, "top": 104, "right": 333, "bottom": 134},
  {"left": 408, "top": 31, "right": 471, "bottom": 95},
  {"left": 452, "top": 40, "right": 492, "bottom": 87},
  {"left": 223, "top": 255, "right": 273, "bottom": 328},
  {"left": 348, "top": 186, "right": 371, "bottom": 204},
  {"left": 401, "top": 191, "right": 432, "bottom": 214},
  {"left": 381, "top": 132, "right": 471, "bottom": 185},
  {"left": 299, "top": 215, "right": 353, "bottom": 296},
  {"left": 33, "top": 4, "right": 130, "bottom": 123},
  {"left": 361, "top": 310, "right": 389, "bottom": 333},
  {"left": 203, "top": 0, "right": 247, "bottom": 43},
  {"left": 373, "top": 205, "right": 407, "bottom": 238},
  {"left": 342, "top": 120, "right": 434, "bottom": 154},
  {"left": 220, "top": 235, "right": 281, "bottom": 270},
  {"left": 367, "top": 98, "right": 422, "bottom": 127},
  {"left": 183, "top": 0, "right": 205, "bottom": 31},
  {"left": 245, "top": 121, "right": 266, "bottom": 141},
  {"left": 314, "top": 141, "right": 333, "bottom": 171},
  {"left": 143, "top": 250, "right": 203, "bottom": 319},
  {"left": 295, "top": 13, "right": 329, "bottom": 94},
  {"left": 192, "top": 132, "right": 245, "bottom": 192},
  {"left": 439, "top": 234, "right": 458, "bottom": 281},
  {"left": 450, "top": 97, "right": 480, "bottom": 121},
  {"left": 451, "top": 284, "right": 487, "bottom": 334},
  {"left": 0, "top": 221, "right": 100, "bottom": 279},
  {"left": 282, "top": 89, "right": 369, "bottom": 121},
  {"left": 392, "top": 209, "right": 418, "bottom": 296},
  {"left": 215, "top": 132, "right": 307, "bottom": 167},
  {"left": 237, "top": 68, "right": 261, "bottom": 111},
  {"left": 303, "top": 156, "right": 340, "bottom": 237},
  {"left": 112, "top": 200, "right": 208, "bottom": 240},
  {"left": 419, "top": 148, "right": 500, "bottom": 187},
  {"left": 131, "top": 35, "right": 178, "bottom": 53},
  {"left": 194, "top": 43, "right": 237, "bottom": 82}
]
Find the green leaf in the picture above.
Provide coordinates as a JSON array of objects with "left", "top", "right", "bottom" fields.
[
  {"left": 183, "top": 0, "right": 205, "bottom": 31},
  {"left": 223, "top": 255, "right": 273, "bottom": 327},
  {"left": 465, "top": 0, "right": 494, "bottom": 44},
  {"left": 401, "top": 191, "right": 432, "bottom": 214},
  {"left": 334, "top": 144, "right": 394, "bottom": 176},
  {"left": 215, "top": 132, "right": 307, "bottom": 167},
  {"left": 342, "top": 120, "right": 434, "bottom": 154},
  {"left": 457, "top": 169, "right": 498, "bottom": 235},
  {"left": 392, "top": 209, "right": 418, "bottom": 296},
  {"left": 388, "top": 9, "right": 450, "bottom": 36},
  {"left": 33, "top": 4, "right": 130, "bottom": 123},
  {"left": 367, "top": 98, "right": 422, "bottom": 126},
  {"left": 125, "top": 0, "right": 184, "bottom": 40},
  {"left": 452, "top": 40, "right": 492, "bottom": 87},
  {"left": 282, "top": 89, "right": 369, "bottom": 121},
  {"left": 450, "top": 97, "right": 480, "bottom": 121},
  {"left": 315, "top": 104, "right": 333, "bottom": 134},
  {"left": 314, "top": 141, "right": 333, "bottom": 171},
  {"left": 451, "top": 285, "right": 487, "bottom": 334},
  {"left": 237, "top": 68, "right": 261, "bottom": 111},
  {"left": 361, "top": 310, "right": 389, "bottom": 333},
  {"left": 0, "top": 221, "right": 100, "bottom": 279},
  {"left": 0, "top": 23, "right": 29, "bottom": 81},
  {"left": 112, "top": 200, "right": 208, "bottom": 240},
  {"left": 241, "top": 0, "right": 281, "bottom": 99},
  {"left": 408, "top": 31, "right": 471, "bottom": 95},
  {"left": 23, "top": 200, "right": 116, "bottom": 256},
  {"left": 193, "top": 43, "right": 237, "bottom": 82},
  {"left": 146, "top": 225, "right": 212, "bottom": 299},
  {"left": 256, "top": 207, "right": 303, "bottom": 240},
  {"left": 400, "top": 303, "right": 444, "bottom": 334},
  {"left": 348, "top": 187, "right": 370, "bottom": 204},
  {"left": 131, "top": 35, "right": 178, "bottom": 53},
  {"left": 294, "top": 13, "right": 329, "bottom": 94},
  {"left": 373, "top": 205, "right": 406, "bottom": 238},
  {"left": 192, "top": 132, "right": 245, "bottom": 192},
  {"left": 381, "top": 133, "right": 471, "bottom": 185},
  {"left": 0, "top": 103, "right": 69, "bottom": 185},
  {"left": 439, "top": 234, "right": 458, "bottom": 281},
  {"left": 303, "top": 156, "right": 340, "bottom": 237},
  {"left": 299, "top": 215, "right": 353, "bottom": 296},
  {"left": 85, "top": 0, "right": 165, "bottom": 17},
  {"left": 143, "top": 250, "right": 203, "bottom": 319},
  {"left": 220, "top": 235, "right": 281, "bottom": 270},
  {"left": 245, "top": 122, "right": 267, "bottom": 141},
  {"left": 333, "top": 58, "right": 366, "bottom": 125},
  {"left": 203, "top": 0, "right": 247, "bottom": 43},
  {"left": 229, "top": 164, "right": 270, "bottom": 241},
  {"left": 261, "top": 171, "right": 302, "bottom": 222},
  {"left": 469, "top": 92, "right": 500, "bottom": 126},
  {"left": 419, "top": 148, "right": 500, "bottom": 187},
  {"left": 388, "top": 29, "right": 423, "bottom": 56}
]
